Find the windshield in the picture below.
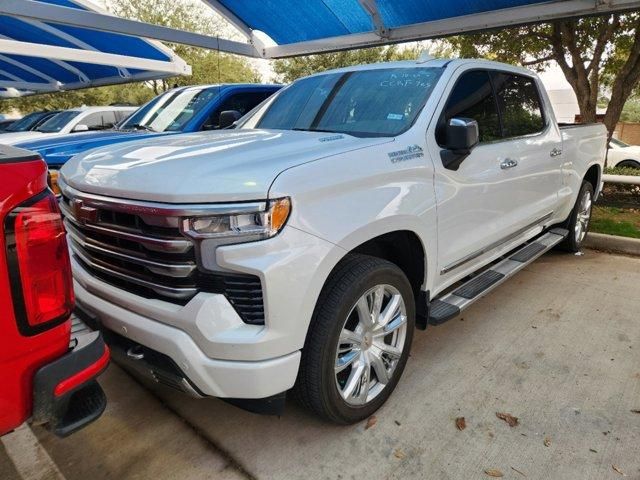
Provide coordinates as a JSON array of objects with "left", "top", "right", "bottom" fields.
[
  {"left": 37, "top": 110, "right": 81, "bottom": 133},
  {"left": 119, "top": 87, "right": 219, "bottom": 132},
  {"left": 6, "top": 111, "right": 51, "bottom": 132},
  {"left": 610, "top": 138, "right": 629, "bottom": 148},
  {"left": 239, "top": 67, "right": 443, "bottom": 137}
]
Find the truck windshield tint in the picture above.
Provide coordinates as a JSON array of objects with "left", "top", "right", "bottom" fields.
[
  {"left": 36, "top": 111, "right": 81, "bottom": 133},
  {"left": 120, "top": 87, "right": 219, "bottom": 132},
  {"left": 249, "top": 68, "right": 443, "bottom": 137}
]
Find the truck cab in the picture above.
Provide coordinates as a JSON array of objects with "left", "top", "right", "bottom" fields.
[
  {"left": 0, "top": 146, "right": 109, "bottom": 437},
  {"left": 58, "top": 58, "right": 606, "bottom": 423}
]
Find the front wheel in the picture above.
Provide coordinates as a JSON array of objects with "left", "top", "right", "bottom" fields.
[
  {"left": 559, "top": 180, "right": 594, "bottom": 252},
  {"left": 294, "top": 254, "right": 415, "bottom": 424}
]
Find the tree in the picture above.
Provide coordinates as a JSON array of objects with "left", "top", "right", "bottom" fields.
[
  {"left": 2, "top": 83, "right": 154, "bottom": 113},
  {"left": 1, "top": 0, "right": 259, "bottom": 113},
  {"left": 109, "top": 0, "right": 259, "bottom": 93},
  {"left": 272, "top": 43, "right": 450, "bottom": 83},
  {"left": 445, "top": 14, "right": 640, "bottom": 138}
]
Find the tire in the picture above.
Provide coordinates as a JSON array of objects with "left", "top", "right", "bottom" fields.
[
  {"left": 559, "top": 180, "right": 594, "bottom": 252},
  {"left": 294, "top": 254, "right": 415, "bottom": 424},
  {"left": 616, "top": 160, "right": 640, "bottom": 169}
]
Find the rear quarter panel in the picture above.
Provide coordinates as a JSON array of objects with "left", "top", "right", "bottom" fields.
[{"left": 557, "top": 124, "right": 607, "bottom": 221}]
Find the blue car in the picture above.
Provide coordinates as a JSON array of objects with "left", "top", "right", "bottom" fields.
[{"left": 17, "top": 84, "right": 281, "bottom": 174}]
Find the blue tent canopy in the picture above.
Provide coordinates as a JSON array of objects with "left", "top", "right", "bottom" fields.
[
  {"left": 215, "top": 0, "right": 548, "bottom": 46},
  {"left": 203, "top": 0, "right": 640, "bottom": 57},
  {"left": 2, "top": 0, "right": 639, "bottom": 64},
  {"left": 0, "top": 0, "right": 189, "bottom": 97}
]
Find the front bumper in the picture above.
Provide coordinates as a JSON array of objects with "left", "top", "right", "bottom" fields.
[
  {"left": 70, "top": 224, "right": 343, "bottom": 400},
  {"left": 32, "top": 328, "right": 109, "bottom": 437},
  {"left": 73, "top": 276, "right": 301, "bottom": 399}
]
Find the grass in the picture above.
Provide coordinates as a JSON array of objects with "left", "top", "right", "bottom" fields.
[
  {"left": 604, "top": 166, "right": 640, "bottom": 176},
  {"left": 591, "top": 206, "right": 640, "bottom": 239}
]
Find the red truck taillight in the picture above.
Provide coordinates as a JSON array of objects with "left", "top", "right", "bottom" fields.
[{"left": 4, "top": 190, "right": 74, "bottom": 336}]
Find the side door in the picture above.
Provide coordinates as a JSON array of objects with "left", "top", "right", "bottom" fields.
[
  {"left": 490, "top": 71, "right": 562, "bottom": 228},
  {"left": 429, "top": 68, "right": 515, "bottom": 277},
  {"left": 428, "top": 68, "right": 558, "bottom": 280}
]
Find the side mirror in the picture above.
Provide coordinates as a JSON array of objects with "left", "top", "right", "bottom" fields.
[
  {"left": 445, "top": 117, "right": 479, "bottom": 152},
  {"left": 73, "top": 124, "right": 89, "bottom": 132},
  {"left": 440, "top": 117, "right": 479, "bottom": 170},
  {"left": 219, "top": 110, "right": 242, "bottom": 129}
]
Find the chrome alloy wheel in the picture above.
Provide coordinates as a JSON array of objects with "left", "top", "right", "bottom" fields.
[
  {"left": 334, "top": 284, "right": 408, "bottom": 406},
  {"left": 574, "top": 189, "right": 593, "bottom": 244}
]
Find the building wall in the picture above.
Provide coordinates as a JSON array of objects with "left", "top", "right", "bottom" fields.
[{"left": 614, "top": 123, "right": 640, "bottom": 145}]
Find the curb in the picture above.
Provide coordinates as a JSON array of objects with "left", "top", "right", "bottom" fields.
[{"left": 584, "top": 232, "right": 640, "bottom": 256}]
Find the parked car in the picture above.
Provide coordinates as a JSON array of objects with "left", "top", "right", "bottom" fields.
[
  {"left": 0, "top": 110, "right": 61, "bottom": 134},
  {"left": 0, "top": 118, "right": 17, "bottom": 131},
  {"left": 16, "top": 84, "right": 282, "bottom": 173},
  {"left": 608, "top": 138, "right": 640, "bottom": 168},
  {"left": 0, "top": 106, "right": 136, "bottom": 145},
  {"left": 0, "top": 145, "right": 109, "bottom": 437},
  {"left": 58, "top": 59, "right": 606, "bottom": 423}
]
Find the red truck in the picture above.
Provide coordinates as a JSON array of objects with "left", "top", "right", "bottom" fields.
[{"left": 0, "top": 145, "right": 109, "bottom": 437}]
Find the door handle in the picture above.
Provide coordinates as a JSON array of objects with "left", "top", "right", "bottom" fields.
[
  {"left": 550, "top": 148, "right": 562, "bottom": 157},
  {"left": 500, "top": 158, "right": 518, "bottom": 169}
]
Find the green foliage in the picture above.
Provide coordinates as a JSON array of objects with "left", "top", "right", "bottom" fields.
[
  {"left": 446, "top": 15, "right": 637, "bottom": 76},
  {"left": 604, "top": 166, "right": 640, "bottom": 176},
  {"left": 0, "top": 0, "right": 259, "bottom": 114},
  {"left": 110, "top": 0, "right": 260, "bottom": 91},
  {"left": 272, "top": 43, "right": 449, "bottom": 83},
  {"left": 1, "top": 84, "right": 154, "bottom": 113},
  {"left": 620, "top": 98, "right": 640, "bottom": 123}
]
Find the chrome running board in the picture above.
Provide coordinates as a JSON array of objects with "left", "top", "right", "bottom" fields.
[{"left": 428, "top": 228, "right": 568, "bottom": 325}]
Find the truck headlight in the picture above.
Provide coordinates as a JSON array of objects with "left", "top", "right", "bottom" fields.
[{"left": 181, "top": 198, "right": 291, "bottom": 242}]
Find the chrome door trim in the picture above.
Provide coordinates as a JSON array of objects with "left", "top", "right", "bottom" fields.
[{"left": 440, "top": 211, "right": 554, "bottom": 274}]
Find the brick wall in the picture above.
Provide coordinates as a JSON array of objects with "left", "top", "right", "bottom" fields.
[{"left": 614, "top": 122, "right": 640, "bottom": 145}]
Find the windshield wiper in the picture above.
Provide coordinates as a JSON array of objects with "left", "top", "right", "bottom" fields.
[
  {"left": 292, "top": 127, "right": 341, "bottom": 134},
  {"left": 127, "top": 124, "right": 157, "bottom": 132}
]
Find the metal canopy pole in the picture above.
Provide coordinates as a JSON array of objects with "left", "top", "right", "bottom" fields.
[{"left": 0, "top": 39, "right": 193, "bottom": 75}]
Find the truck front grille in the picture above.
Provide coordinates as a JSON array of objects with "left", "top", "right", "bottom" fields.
[{"left": 59, "top": 188, "right": 265, "bottom": 325}]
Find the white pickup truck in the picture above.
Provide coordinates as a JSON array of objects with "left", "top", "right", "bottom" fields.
[{"left": 58, "top": 58, "right": 606, "bottom": 423}]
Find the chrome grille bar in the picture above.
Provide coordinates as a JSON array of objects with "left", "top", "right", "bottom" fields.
[
  {"left": 60, "top": 201, "right": 192, "bottom": 254},
  {"left": 72, "top": 244, "right": 197, "bottom": 299},
  {"left": 65, "top": 221, "right": 196, "bottom": 278}
]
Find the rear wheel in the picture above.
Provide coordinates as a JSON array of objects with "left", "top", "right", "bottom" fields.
[
  {"left": 294, "top": 254, "right": 415, "bottom": 424},
  {"left": 559, "top": 180, "right": 594, "bottom": 252},
  {"left": 617, "top": 159, "right": 640, "bottom": 169}
]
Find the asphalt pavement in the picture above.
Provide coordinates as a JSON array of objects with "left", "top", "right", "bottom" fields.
[{"left": 3, "top": 249, "right": 639, "bottom": 480}]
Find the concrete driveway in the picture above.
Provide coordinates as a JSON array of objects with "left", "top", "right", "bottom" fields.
[{"left": 3, "top": 250, "right": 639, "bottom": 480}]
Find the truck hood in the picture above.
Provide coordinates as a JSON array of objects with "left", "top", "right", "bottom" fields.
[
  {"left": 16, "top": 130, "right": 174, "bottom": 167},
  {"left": 61, "top": 129, "right": 392, "bottom": 203}
]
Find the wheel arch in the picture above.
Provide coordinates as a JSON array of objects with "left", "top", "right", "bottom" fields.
[
  {"left": 584, "top": 163, "right": 602, "bottom": 199},
  {"left": 316, "top": 227, "right": 429, "bottom": 330}
]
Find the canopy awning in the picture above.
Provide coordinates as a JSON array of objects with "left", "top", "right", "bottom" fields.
[
  {"left": 2, "top": 0, "right": 640, "bottom": 62},
  {"left": 0, "top": 0, "right": 190, "bottom": 97}
]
